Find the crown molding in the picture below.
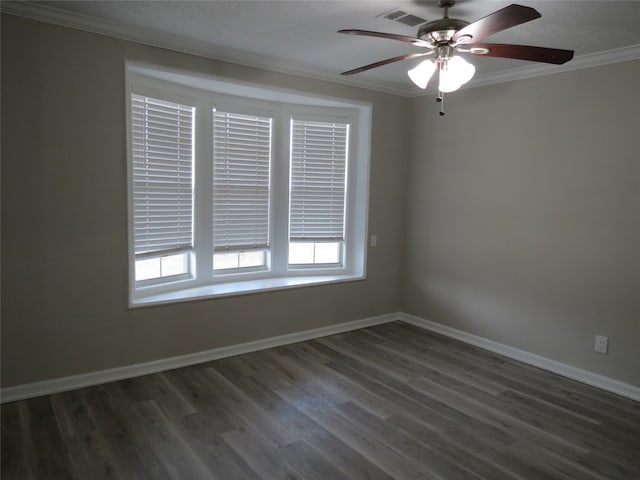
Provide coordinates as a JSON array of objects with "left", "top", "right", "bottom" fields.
[
  {"left": 3, "top": 1, "right": 640, "bottom": 98},
  {"left": 0, "top": 1, "right": 410, "bottom": 97}
]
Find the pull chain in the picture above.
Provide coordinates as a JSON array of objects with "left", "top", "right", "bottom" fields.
[{"left": 437, "top": 91, "right": 445, "bottom": 116}]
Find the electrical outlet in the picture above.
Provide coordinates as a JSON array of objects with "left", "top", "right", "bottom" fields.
[
  {"left": 370, "top": 234, "right": 377, "bottom": 247},
  {"left": 594, "top": 335, "right": 608, "bottom": 354}
]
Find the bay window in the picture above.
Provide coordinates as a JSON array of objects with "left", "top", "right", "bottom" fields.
[{"left": 126, "top": 64, "right": 370, "bottom": 306}]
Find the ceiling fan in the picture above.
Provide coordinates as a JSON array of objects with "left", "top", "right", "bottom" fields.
[{"left": 339, "top": 1, "right": 574, "bottom": 115}]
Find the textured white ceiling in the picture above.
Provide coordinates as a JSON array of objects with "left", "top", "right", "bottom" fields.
[{"left": 4, "top": 1, "right": 640, "bottom": 95}]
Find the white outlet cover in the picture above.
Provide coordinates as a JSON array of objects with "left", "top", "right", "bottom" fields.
[{"left": 595, "top": 335, "right": 608, "bottom": 354}]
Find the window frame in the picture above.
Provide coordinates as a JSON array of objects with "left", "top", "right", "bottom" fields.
[
  {"left": 126, "top": 63, "right": 371, "bottom": 307},
  {"left": 211, "top": 104, "right": 274, "bottom": 273}
]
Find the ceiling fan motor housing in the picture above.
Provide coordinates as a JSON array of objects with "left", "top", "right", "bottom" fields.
[{"left": 417, "top": 18, "right": 470, "bottom": 45}]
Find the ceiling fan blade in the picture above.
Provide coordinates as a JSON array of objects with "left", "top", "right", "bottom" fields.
[
  {"left": 338, "top": 29, "right": 433, "bottom": 48},
  {"left": 341, "top": 52, "right": 433, "bottom": 75},
  {"left": 470, "top": 43, "right": 574, "bottom": 64},
  {"left": 452, "top": 4, "right": 541, "bottom": 44}
]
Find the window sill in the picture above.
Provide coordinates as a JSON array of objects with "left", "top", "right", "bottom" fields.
[{"left": 130, "top": 273, "right": 365, "bottom": 308}]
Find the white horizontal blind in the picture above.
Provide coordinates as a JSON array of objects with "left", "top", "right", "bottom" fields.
[
  {"left": 213, "top": 110, "right": 272, "bottom": 251},
  {"left": 131, "top": 94, "right": 194, "bottom": 256},
  {"left": 290, "top": 119, "right": 349, "bottom": 241}
]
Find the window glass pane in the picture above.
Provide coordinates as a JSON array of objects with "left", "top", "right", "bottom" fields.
[
  {"left": 161, "top": 253, "right": 188, "bottom": 277},
  {"left": 315, "top": 242, "right": 340, "bottom": 264},
  {"left": 289, "top": 242, "right": 314, "bottom": 265},
  {"left": 214, "top": 250, "right": 266, "bottom": 270},
  {"left": 289, "top": 242, "right": 341, "bottom": 265},
  {"left": 214, "top": 252, "right": 239, "bottom": 270},
  {"left": 135, "top": 258, "right": 161, "bottom": 281},
  {"left": 136, "top": 253, "right": 189, "bottom": 282},
  {"left": 239, "top": 251, "right": 265, "bottom": 268}
]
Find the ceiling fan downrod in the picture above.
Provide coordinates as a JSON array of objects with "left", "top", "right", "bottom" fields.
[{"left": 440, "top": 0, "right": 454, "bottom": 19}]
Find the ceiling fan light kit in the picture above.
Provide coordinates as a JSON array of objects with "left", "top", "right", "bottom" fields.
[
  {"left": 412, "top": 48, "right": 477, "bottom": 92},
  {"left": 339, "top": 1, "right": 575, "bottom": 116}
]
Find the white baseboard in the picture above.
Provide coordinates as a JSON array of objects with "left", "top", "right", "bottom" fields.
[
  {"left": 0, "top": 313, "right": 398, "bottom": 403},
  {"left": 3, "top": 311, "right": 638, "bottom": 403},
  {"left": 399, "top": 312, "right": 640, "bottom": 402}
]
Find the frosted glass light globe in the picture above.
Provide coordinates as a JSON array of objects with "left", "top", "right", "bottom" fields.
[
  {"left": 448, "top": 56, "right": 476, "bottom": 85},
  {"left": 407, "top": 60, "right": 436, "bottom": 89},
  {"left": 438, "top": 56, "right": 475, "bottom": 93}
]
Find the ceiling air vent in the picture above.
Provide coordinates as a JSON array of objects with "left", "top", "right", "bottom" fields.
[{"left": 382, "top": 9, "right": 426, "bottom": 27}]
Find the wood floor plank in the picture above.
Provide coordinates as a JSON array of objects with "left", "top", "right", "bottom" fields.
[
  {"left": 200, "top": 365, "right": 300, "bottom": 447},
  {"left": 20, "top": 397, "right": 78, "bottom": 479},
  {"left": 114, "top": 373, "right": 198, "bottom": 420},
  {"left": 3, "top": 321, "right": 639, "bottom": 479},
  {"left": 335, "top": 401, "right": 486, "bottom": 480},
  {"left": 276, "top": 440, "right": 352, "bottom": 480},
  {"left": 122, "top": 399, "right": 214, "bottom": 480},
  {"left": 367, "top": 323, "right": 640, "bottom": 430},
  {"left": 49, "top": 390, "right": 96, "bottom": 439},
  {"left": 174, "top": 410, "right": 262, "bottom": 480},
  {"left": 49, "top": 389, "right": 124, "bottom": 480},
  {"left": 359, "top": 328, "right": 510, "bottom": 396},
  {"left": 320, "top": 334, "right": 592, "bottom": 459},
  {"left": 382, "top": 323, "right": 640, "bottom": 420},
  {"left": 266, "top": 344, "right": 397, "bottom": 418},
  {"left": 310, "top": 341, "right": 522, "bottom": 449},
  {"left": 433, "top": 345, "right": 634, "bottom": 426},
  {"left": 577, "top": 449, "right": 640, "bottom": 480},
  {"left": 320, "top": 336, "right": 572, "bottom": 449},
  {"left": 508, "top": 438, "right": 609, "bottom": 480},
  {"left": 386, "top": 413, "right": 519, "bottom": 480},
  {"left": 1, "top": 401, "right": 36, "bottom": 480},
  {"left": 221, "top": 427, "right": 303, "bottom": 480},
  {"left": 161, "top": 366, "right": 219, "bottom": 412},
  {"left": 499, "top": 389, "right": 640, "bottom": 460},
  {"left": 229, "top": 371, "right": 395, "bottom": 480},
  {"left": 80, "top": 385, "right": 173, "bottom": 480},
  {"left": 275, "top": 382, "right": 440, "bottom": 480},
  {"left": 63, "top": 427, "right": 125, "bottom": 480}
]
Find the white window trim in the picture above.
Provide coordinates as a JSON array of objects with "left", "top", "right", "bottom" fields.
[{"left": 125, "top": 62, "right": 371, "bottom": 307}]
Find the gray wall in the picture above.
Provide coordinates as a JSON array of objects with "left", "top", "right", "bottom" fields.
[
  {"left": 3, "top": 13, "right": 639, "bottom": 390},
  {"left": 1, "top": 15, "right": 409, "bottom": 387},
  {"left": 402, "top": 60, "right": 640, "bottom": 387}
]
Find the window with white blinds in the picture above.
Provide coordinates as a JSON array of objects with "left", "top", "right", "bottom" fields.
[
  {"left": 213, "top": 111, "right": 272, "bottom": 253},
  {"left": 131, "top": 94, "right": 194, "bottom": 256},
  {"left": 127, "top": 65, "right": 370, "bottom": 303},
  {"left": 290, "top": 119, "right": 349, "bottom": 242}
]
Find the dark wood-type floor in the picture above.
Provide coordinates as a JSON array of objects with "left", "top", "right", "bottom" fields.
[{"left": 2, "top": 321, "right": 640, "bottom": 479}]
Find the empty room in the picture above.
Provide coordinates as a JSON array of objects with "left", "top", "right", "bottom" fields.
[{"left": 1, "top": 1, "right": 639, "bottom": 479}]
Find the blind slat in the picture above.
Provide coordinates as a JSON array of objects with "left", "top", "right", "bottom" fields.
[
  {"left": 132, "top": 94, "right": 194, "bottom": 256},
  {"left": 289, "top": 119, "right": 349, "bottom": 241},
  {"left": 213, "top": 111, "right": 272, "bottom": 252}
]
